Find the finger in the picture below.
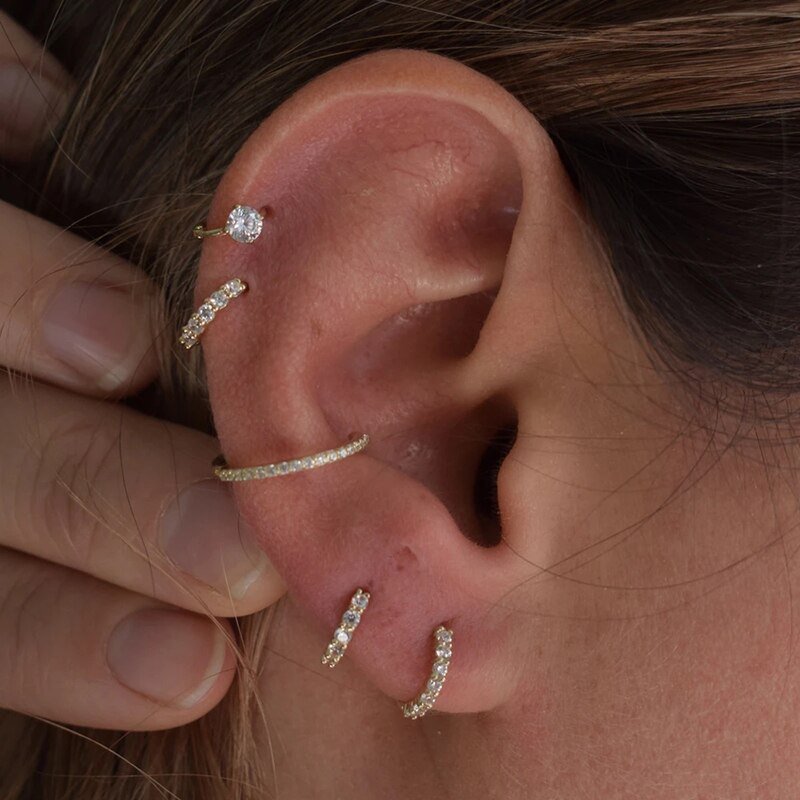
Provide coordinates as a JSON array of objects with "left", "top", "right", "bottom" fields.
[
  {"left": 0, "top": 376, "right": 285, "bottom": 617},
  {"left": 0, "top": 547, "right": 236, "bottom": 730},
  {"left": 0, "top": 200, "right": 161, "bottom": 396},
  {"left": 0, "top": 10, "right": 72, "bottom": 161}
]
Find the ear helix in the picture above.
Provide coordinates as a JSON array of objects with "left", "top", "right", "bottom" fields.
[{"left": 184, "top": 204, "right": 456, "bottom": 719}]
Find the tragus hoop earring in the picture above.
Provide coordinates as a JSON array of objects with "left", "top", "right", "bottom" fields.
[{"left": 193, "top": 204, "right": 268, "bottom": 244}]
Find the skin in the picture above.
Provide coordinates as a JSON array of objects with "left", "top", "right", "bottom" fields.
[
  {"left": 2, "top": 12, "right": 798, "bottom": 798},
  {"left": 201, "top": 51, "right": 800, "bottom": 798}
]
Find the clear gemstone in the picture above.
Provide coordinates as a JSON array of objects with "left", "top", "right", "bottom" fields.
[
  {"left": 420, "top": 693, "right": 433, "bottom": 705},
  {"left": 334, "top": 628, "right": 350, "bottom": 645},
  {"left": 302, "top": 457, "right": 313, "bottom": 468},
  {"left": 278, "top": 462, "right": 289, "bottom": 474},
  {"left": 225, "top": 205, "right": 263, "bottom": 244},
  {"left": 353, "top": 593, "right": 368, "bottom": 609},
  {"left": 290, "top": 460, "right": 301, "bottom": 470},
  {"left": 342, "top": 610, "right": 360, "bottom": 627},
  {"left": 427, "top": 678, "right": 443, "bottom": 693},
  {"left": 436, "top": 644, "right": 452, "bottom": 658},
  {"left": 210, "top": 290, "right": 229, "bottom": 309},
  {"left": 435, "top": 629, "right": 452, "bottom": 643},
  {"left": 186, "top": 316, "right": 203, "bottom": 334},
  {"left": 434, "top": 661, "right": 449, "bottom": 676},
  {"left": 197, "top": 303, "right": 215, "bottom": 323}
]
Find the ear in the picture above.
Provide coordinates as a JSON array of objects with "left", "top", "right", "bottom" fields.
[{"left": 196, "top": 49, "right": 615, "bottom": 714}]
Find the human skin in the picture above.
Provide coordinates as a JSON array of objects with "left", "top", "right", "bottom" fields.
[{"left": 199, "top": 50, "right": 800, "bottom": 798}]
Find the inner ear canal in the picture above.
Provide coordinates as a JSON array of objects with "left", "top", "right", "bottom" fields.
[{"left": 471, "top": 411, "right": 518, "bottom": 547}]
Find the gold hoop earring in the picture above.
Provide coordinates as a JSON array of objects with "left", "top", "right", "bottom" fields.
[
  {"left": 178, "top": 278, "right": 247, "bottom": 349},
  {"left": 401, "top": 625, "right": 454, "bottom": 719},
  {"left": 192, "top": 204, "right": 267, "bottom": 244},
  {"left": 321, "top": 588, "right": 371, "bottom": 668},
  {"left": 212, "top": 433, "right": 369, "bottom": 481}
]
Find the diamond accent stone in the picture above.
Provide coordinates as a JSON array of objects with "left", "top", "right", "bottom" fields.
[
  {"left": 224, "top": 205, "right": 264, "bottom": 244},
  {"left": 342, "top": 610, "right": 361, "bottom": 627},
  {"left": 209, "top": 290, "right": 229, "bottom": 310}
]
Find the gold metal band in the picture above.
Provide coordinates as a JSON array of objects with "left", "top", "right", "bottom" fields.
[
  {"left": 213, "top": 433, "right": 370, "bottom": 482},
  {"left": 401, "top": 625, "right": 454, "bottom": 719}
]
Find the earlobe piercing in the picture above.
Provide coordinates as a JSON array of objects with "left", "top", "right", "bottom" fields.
[
  {"left": 178, "top": 277, "right": 247, "bottom": 349},
  {"left": 321, "top": 588, "right": 371, "bottom": 668},
  {"left": 193, "top": 204, "right": 266, "bottom": 244},
  {"left": 212, "top": 432, "right": 370, "bottom": 481},
  {"left": 401, "top": 625, "right": 454, "bottom": 719}
]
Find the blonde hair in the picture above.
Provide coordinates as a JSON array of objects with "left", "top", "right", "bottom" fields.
[{"left": 3, "top": 1, "right": 799, "bottom": 797}]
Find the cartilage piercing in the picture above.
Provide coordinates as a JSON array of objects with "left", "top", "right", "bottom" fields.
[{"left": 178, "top": 277, "right": 247, "bottom": 349}]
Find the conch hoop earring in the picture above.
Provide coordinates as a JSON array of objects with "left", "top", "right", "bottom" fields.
[
  {"left": 401, "top": 625, "right": 454, "bottom": 719},
  {"left": 213, "top": 433, "right": 370, "bottom": 481},
  {"left": 193, "top": 203, "right": 268, "bottom": 244},
  {"left": 179, "top": 278, "right": 247, "bottom": 349},
  {"left": 321, "top": 588, "right": 371, "bottom": 668}
]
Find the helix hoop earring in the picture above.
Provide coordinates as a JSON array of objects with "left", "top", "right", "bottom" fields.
[
  {"left": 213, "top": 433, "right": 370, "bottom": 481},
  {"left": 401, "top": 625, "right": 454, "bottom": 719},
  {"left": 321, "top": 588, "right": 371, "bottom": 668},
  {"left": 192, "top": 204, "right": 268, "bottom": 244},
  {"left": 178, "top": 278, "right": 247, "bottom": 350}
]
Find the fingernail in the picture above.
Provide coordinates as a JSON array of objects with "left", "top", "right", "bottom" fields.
[
  {"left": 160, "top": 480, "right": 272, "bottom": 601},
  {"left": 0, "top": 62, "right": 67, "bottom": 151},
  {"left": 40, "top": 280, "right": 153, "bottom": 391},
  {"left": 107, "top": 608, "right": 229, "bottom": 708}
]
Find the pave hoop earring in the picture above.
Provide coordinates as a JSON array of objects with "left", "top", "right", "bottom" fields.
[
  {"left": 212, "top": 433, "right": 370, "bottom": 481},
  {"left": 321, "top": 588, "right": 371, "bottom": 668},
  {"left": 401, "top": 625, "right": 454, "bottom": 719},
  {"left": 178, "top": 278, "right": 247, "bottom": 349}
]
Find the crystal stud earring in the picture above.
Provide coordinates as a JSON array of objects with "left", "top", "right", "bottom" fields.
[{"left": 192, "top": 204, "right": 267, "bottom": 244}]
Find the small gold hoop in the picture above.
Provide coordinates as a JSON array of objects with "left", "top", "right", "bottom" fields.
[
  {"left": 321, "top": 588, "right": 371, "bottom": 668},
  {"left": 401, "top": 625, "right": 454, "bottom": 719},
  {"left": 213, "top": 433, "right": 370, "bottom": 482}
]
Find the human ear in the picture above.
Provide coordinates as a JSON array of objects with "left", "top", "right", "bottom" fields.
[{"left": 194, "top": 49, "right": 618, "bottom": 715}]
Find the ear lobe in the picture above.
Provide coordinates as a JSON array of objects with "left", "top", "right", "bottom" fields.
[{"left": 196, "top": 50, "right": 570, "bottom": 714}]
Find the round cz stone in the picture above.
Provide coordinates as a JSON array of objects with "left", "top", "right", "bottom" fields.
[
  {"left": 290, "top": 460, "right": 301, "bottom": 470},
  {"left": 225, "top": 205, "right": 263, "bottom": 244},
  {"left": 302, "top": 457, "right": 313, "bottom": 468},
  {"left": 436, "top": 644, "right": 452, "bottom": 658},
  {"left": 427, "top": 678, "right": 443, "bottom": 693},
  {"left": 352, "top": 593, "right": 369, "bottom": 609},
  {"left": 342, "top": 609, "right": 360, "bottom": 627},
  {"left": 334, "top": 628, "right": 351, "bottom": 645},
  {"left": 434, "top": 661, "right": 449, "bottom": 677},
  {"left": 197, "top": 303, "right": 215, "bottom": 323},
  {"left": 435, "top": 628, "right": 452, "bottom": 643},
  {"left": 186, "top": 316, "right": 203, "bottom": 334},
  {"left": 210, "top": 290, "right": 229, "bottom": 309}
]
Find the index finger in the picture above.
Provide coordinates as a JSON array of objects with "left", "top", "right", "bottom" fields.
[
  {"left": 0, "top": 200, "right": 161, "bottom": 397},
  {"left": 0, "top": 10, "right": 72, "bottom": 161}
]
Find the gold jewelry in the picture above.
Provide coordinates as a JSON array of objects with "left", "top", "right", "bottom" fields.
[
  {"left": 321, "top": 588, "right": 371, "bottom": 668},
  {"left": 193, "top": 204, "right": 267, "bottom": 244},
  {"left": 401, "top": 625, "right": 454, "bottom": 719},
  {"left": 213, "top": 432, "right": 370, "bottom": 482},
  {"left": 179, "top": 278, "right": 247, "bottom": 349}
]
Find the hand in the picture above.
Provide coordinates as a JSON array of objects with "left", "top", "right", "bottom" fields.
[{"left": 0, "top": 11, "right": 284, "bottom": 731}]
